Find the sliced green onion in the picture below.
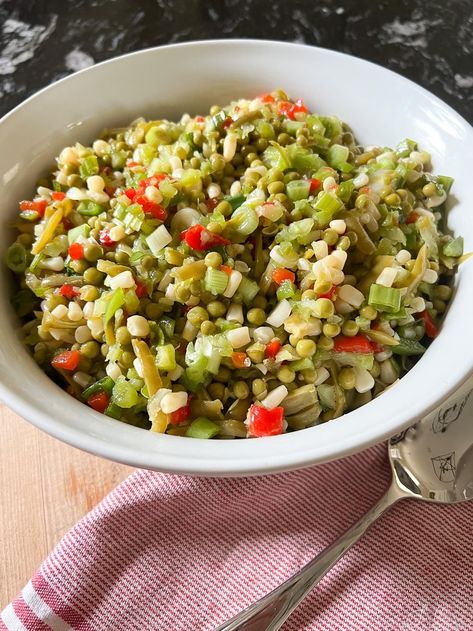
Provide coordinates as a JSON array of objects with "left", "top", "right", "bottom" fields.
[
  {"left": 331, "top": 351, "right": 374, "bottom": 370},
  {"left": 255, "top": 119, "right": 276, "bottom": 140},
  {"left": 277, "top": 280, "right": 296, "bottom": 300},
  {"left": 146, "top": 224, "right": 172, "bottom": 257},
  {"left": 368, "top": 284, "right": 402, "bottom": 313},
  {"left": 276, "top": 218, "right": 314, "bottom": 244},
  {"left": 185, "top": 417, "right": 219, "bottom": 439},
  {"left": 229, "top": 206, "right": 259, "bottom": 236},
  {"left": 82, "top": 376, "right": 115, "bottom": 400},
  {"left": 262, "top": 143, "right": 290, "bottom": 171},
  {"left": 337, "top": 180, "right": 354, "bottom": 203},
  {"left": 442, "top": 236, "right": 463, "bottom": 258},
  {"left": 319, "top": 116, "right": 343, "bottom": 139},
  {"left": 79, "top": 155, "right": 99, "bottom": 178},
  {"left": 68, "top": 224, "right": 90, "bottom": 244},
  {"left": 155, "top": 344, "right": 176, "bottom": 372},
  {"left": 437, "top": 175, "right": 454, "bottom": 194},
  {"left": 224, "top": 194, "right": 246, "bottom": 210},
  {"left": 77, "top": 200, "right": 105, "bottom": 217},
  {"left": 159, "top": 316, "right": 175, "bottom": 340},
  {"left": 104, "top": 288, "right": 125, "bottom": 324},
  {"left": 204, "top": 267, "right": 228, "bottom": 295},
  {"left": 313, "top": 192, "right": 344, "bottom": 227},
  {"left": 105, "top": 401, "right": 122, "bottom": 419},
  {"left": 6, "top": 243, "right": 28, "bottom": 273},
  {"left": 391, "top": 338, "right": 426, "bottom": 356},
  {"left": 286, "top": 179, "right": 311, "bottom": 201},
  {"left": 326, "top": 144, "right": 353, "bottom": 173},
  {"left": 396, "top": 138, "right": 417, "bottom": 157},
  {"left": 286, "top": 144, "right": 325, "bottom": 174}
]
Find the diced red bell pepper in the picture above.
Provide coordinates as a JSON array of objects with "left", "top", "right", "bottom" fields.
[
  {"left": 272, "top": 268, "right": 295, "bottom": 286},
  {"left": 333, "top": 335, "right": 373, "bottom": 354},
  {"left": 99, "top": 227, "right": 116, "bottom": 247},
  {"left": 51, "top": 191, "right": 66, "bottom": 201},
  {"left": 68, "top": 243, "right": 84, "bottom": 260},
  {"left": 87, "top": 391, "right": 110, "bottom": 414},
  {"left": 222, "top": 116, "right": 233, "bottom": 129},
  {"left": 265, "top": 339, "right": 282, "bottom": 359},
  {"left": 19, "top": 199, "right": 48, "bottom": 217},
  {"left": 370, "top": 341, "right": 385, "bottom": 354},
  {"left": 134, "top": 279, "right": 148, "bottom": 298},
  {"left": 259, "top": 93, "right": 275, "bottom": 103},
  {"left": 205, "top": 197, "right": 219, "bottom": 212},
  {"left": 220, "top": 265, "right": 233, "bottom": 276},
  {"left": 247, "top": 404, "right": 284, "bottom": 437},
  {"left": 418, "top": 310, "right": 439, "bottom": 338},
  {"left": 406, "top": 212, "right": 419, "bottom": 224},
  {"left": 181, "top": 224, "right": 230, "bottom": 251},
  {"left": 318, "top": 285, "right": 337, "bottom": 300},
  {"left": 168, "top": 398, "right": 191, "bottom": 425},
  {"left": 51, "top": 350, "right": 81, "bottom": 372},
  {"left": 134, "top": 194, "right": 167, "bottom": 220},
  {"left": 126, "top": 160, "right": 140, "bottom": 167},
  {"left": 59, "top": 285, "right": 79, "bottom": 299},
  {"left": 232, "top": 351, "right": 250, "bottom": 368},
  {"left": 309, "top": 178, "right": 322, "bottom": 193},
  {"left": 195, "top": 116, "right": 205, "bottom": 123},
  {"left": 277, "top": 98, "right": 309, "bottom": 120}
]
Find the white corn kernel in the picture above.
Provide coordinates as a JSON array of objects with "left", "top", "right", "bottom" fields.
[
  {"left": 109, "top": 225, "right": 126, "bottom": 242},
  {"left": 353, "top": 172, "right": 369, "bottom": 188},
  {"left": 68, "top": 302, "right": 83, "bottom": 322},
  {"left": 133, "top": 358, "right": 144, "bottom": 378},
  {"left": 329, "top": 219, "right": 346, "bottom": 234},
  {"left": 376, "top": 267, "right": 398, "bottom": 287},
  {"left": 51, "top": 304, "right": 68, "bottom": 319},
  {"left": 354, "top": 367, "right": 375, "bottom": 394},
  {"left": 49, "top": 328, "right": 74, "bottom": 342},
  {"left": 422, "top": 269, "right": 438, "bottom": 284},
  {"left": 207, "top": 183, "right": 221, "bottom": 199},
  {"left": 127, "top": 315, "right": 150, "bottom": 338},
  {"left": 326, "top": 249, "right": 347, "bottom": 270},
  {"left": 223, "top": 270, "right": 243, "bottom": 298},
  {"left": 169, "top": 156, "right": 182, "bottom": 172},
  {"left": 145, "top": 185, "right": 163, "bottom": 204},
  {"left": 223, "top": 133, "right": 237, "bottom": 162},
  {"left": 87, "top": 318, "right": 104, "bottom": 339},
  {"left": 253, "top": 326, "right": 276, "bottom": 344},
  {"left": 87, "top": 175, "right": 105, "bottom": 193},
  {"left": 182, "top": 320, "right": 198, "bottom": 342},
  {"left": 323, "top": 176, "right": 337, "bottom": 192},
  {"left": 55, "top": 171, "right": 68, "bottom": 186},
  {"left": 59, "top": 147, "right": 79, "bottom": 165},
  {"left": 106, "top": 362, "right": 122, "bottom": 381},
  {"left": 312, "top": 240, "right": 329, "bottom": 261},
  {"left": 168, "top": 365, "right": 184, "bottom": 382},
  {"left": 39, "top": 256, "right": 64, "bottom": 272},
  {"left": 396, "top": 249, "right": 411, "bottom": 265},
  {"left": 83, "top": 302, "right": 95, "bottom": 319},
  {"left": 106, "top": 270, "right": 136, "bottom": 290},
  {"left": 160, "top": 391, "right": 188, "bottom": 414},
  {"left": 266, "top": 300, "right": 292, "bottom": 328},
  {"left": 380, "top": 359, "right": 398, "bottom": 385},
  {"left": 92, "top": 139, "right": 110, "bottom": 156},
  {"left": 75, "top": 325, "right": 92, "bottom": 344},
  {"left": 227, "top": 326, "right": 251, "bottom": 349},
  {"left": 229, "top": 180, "right": 242, "bottom": 196},
  {"left": 338, "top": 284, "right": 365, "bottom": 308},
  {"left": 260, "top": 385, "right": 288, "bottom": 410},
  {"left": 409, "top": 296, "right": 426, "bottom": 313}
]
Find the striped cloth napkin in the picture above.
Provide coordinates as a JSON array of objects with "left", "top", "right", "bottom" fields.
[{"left": 2, "top": 444, "right": 473, "bottom": 630}]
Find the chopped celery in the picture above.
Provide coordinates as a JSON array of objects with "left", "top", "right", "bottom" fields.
[
  {"left": 82, "top": 376, "right": 115, "bottom": 399},
  {"left": 277, "top": 280, "right": 296, "bottom": 300},
  {"left": 286, "top": 179, "right": 311, "bottom": 201},
  {"left": 317, "top": 384, "right": 336, "bottom": 410},
  {"left": 105, "top": 401, "right": 122, "bottom": 419},
  {"left": 290, "top": 357, "right": 314, "bottom": 372},
  {"left": 392, "top": 338, "right": 426, "bottom": 356},
  {"left": 276, "top": 218, "right": 314, "bottom": 243},
  {"left": 337, "top": 180, "right": 354, "bottom": 203},
  {"left": 319, "top": 116, "right": 343, "bottom": 139},
  {"left": 368, "top": 284, "right": 402, "bottom": 313},
  {"left": 332, "top": 351, "right": 374, "bottom": 370},
  {"left": 104, "top": 288, "right": 125, "bottom": 324},
  {"left": 77, "top": 200, "right": 105, "bottom": 216},
  {"left": 286, "top": 144, "right": 325, "bottom": 174},
  {"left": 186, "top": 417, "right": 219, "bottom": 439},
  {"left": 442, "top": 236, "right": 463, "bottom": 258},
  {"left": 437, "top": 175, "right": 454, "bottom": 194},
  {"left": 236, "top": 276, "right": 259, "bottom": 305},
  {"left": 112, "top": 377, "right": 139, "bottom": 408},
  {"left": 155, "top": 344, "right": 176, "bottom": 372},
  {"left": 224, "top": 194, "right": 246, "bottom": 211},
  {"left": 204, "top": 267, "right": 228, "bottom": 295},
  {"left": 6, "top": 243, "right": 28, "bottom": 273},
  {"left": 180, "top": 169, "right": 202, "bottom": 190},
  {"left": 146, "top": 225, "right": 172, "bottom": 257},
  {"left": 396, "top": 138, "right": 417, "bottom": 157},
  {"left": 67, "top": 224, "right": 90, "bottom": 244},
  {"left": 256, "top": 119, "right": 276, "bottom": 140},
  {"left": 262, "top": 143, "right": 290, "bottom": 171},
  {"left": 313, "top": 166, "right": 338, "bottom": 182},
  {"left": 326, "top": 144, "right": 352, "bottom": 172},
  {"left": 182, "top": 355, "right": 209, "bottom": 392},
  {"left": 313, "top": 192, "right": 344, "bottom": 227},
  {"left": 79, "top": 155, "right": 99, "bottom": 178}
]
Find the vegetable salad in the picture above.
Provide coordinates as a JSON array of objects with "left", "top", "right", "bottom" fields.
[{"left": 7, "top": 91, "right": 463, "bottom": 439}]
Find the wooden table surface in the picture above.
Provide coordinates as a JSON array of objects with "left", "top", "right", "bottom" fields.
[{"left": 0, "top": 405, "right": 132, "bottom": 609}]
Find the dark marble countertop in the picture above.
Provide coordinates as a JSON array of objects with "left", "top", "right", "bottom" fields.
[{"left": 0, "top": 0, "right": 471, "bottom": 121}]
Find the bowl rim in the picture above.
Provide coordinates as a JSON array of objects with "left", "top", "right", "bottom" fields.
[{"left": 1, "top": 38, "right": 473, "bottom": 476}]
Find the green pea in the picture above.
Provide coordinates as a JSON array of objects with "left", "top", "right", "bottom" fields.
[
  {"left": 210, "top": 153, "right": 226, "bottom": 172},
  {"left": 233, "top": 380, "right": 250, "bottom": 399},
  {"left": 341, "top": 320, "right": 359, "bottom": 337},
  {"left": 204, "top": 252, "right": 223, "bottom": 268},
  {"left": 246, "top": 308, "right": 266, "bottom": 326},
  {"left": 119, "top": 351, "right": 134, "bottom": 369},
  {"left": 83, "top": 267, "right": 104, "bottom": 285},
  {"left": 116, "top": 326, "right": 132, "bottom": 346},
  {"left": 296, "top": 339, "right": 316, "bottom": 358},
  {"left": 80, "top": 285, "right": 100, "bottom": 302},
  {"left": 338, "top": 367, "right": 356, "bottom": 390},
  {"left": 83, "top": 242, "right": 103, "bottom": 262},
  {"left": 323, "top": 229, "right": 339, "bottom": 246},
  {"left": 141, "top": 255, "right": 154, "bottom": 270},
  {"left": 176, "top": 285, "right": 191, "bottom": 303},
  {"left": 208, "top": 382, "right": 225, "bottom": 400},
  {"left": 214, "top": 366, "right": 231, "bottom": 382},
  {"left": 267, "top": 181, "right": 285, "bottom": 195},
  {"left": 215, "top": 200, "right": 233, "bottom": 217},
  {"left": 318, "top": 336, "right": 334, "bottom": 351},
  {"left": 277, "top": 366, "right": 295, "bottom": 384},
  {"left": 207, "top": 301, "right": 226, "bottom": 318},
  {"left": 115, "top": 250, "right": 130, "bottom": 266},
  {"left": 70, "top": 259, "right": 88, "bottom": 274},
  {"left": 301, "top": 368, "right": 317, "bottom": 383},
  {"left": 253, "top": 295, "right": 267, "bottom": 309},
  {"left": 323, "top": 323, "right": 341, "bottom": 338},
  {"left": 252, "top": 378, "right": 266, "bottom": 397},
  {"left": 80, "top": 342, "right": 99, "bottom": 359},
  {"left": 187, "top": 306, "right": 208, "bottom": 327},
  {"left": 360, "top": 305, "right": 377, "bottom": 320},
  {"left": 200, "top": 320, "right": 216, "bottom": 335},
  {"left": 145, "top": 303, "right": 163, "bottom": 320}
]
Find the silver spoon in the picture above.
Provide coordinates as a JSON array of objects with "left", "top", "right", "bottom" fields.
[{"left": 216, "top": 382, "right": 473, "bottom": 631}]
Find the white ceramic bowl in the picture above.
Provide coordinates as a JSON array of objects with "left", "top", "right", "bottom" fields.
[{"left": 1, "top": 40, "right": 472, "bottom": 476}]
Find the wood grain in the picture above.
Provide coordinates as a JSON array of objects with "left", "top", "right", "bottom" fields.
[{"left": 0, "top": 405, "right": 132, "bottom": 608}]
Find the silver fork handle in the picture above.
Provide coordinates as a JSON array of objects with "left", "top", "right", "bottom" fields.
[{"left": 215, "top": 483, "right": 404, "bottom": 631}]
